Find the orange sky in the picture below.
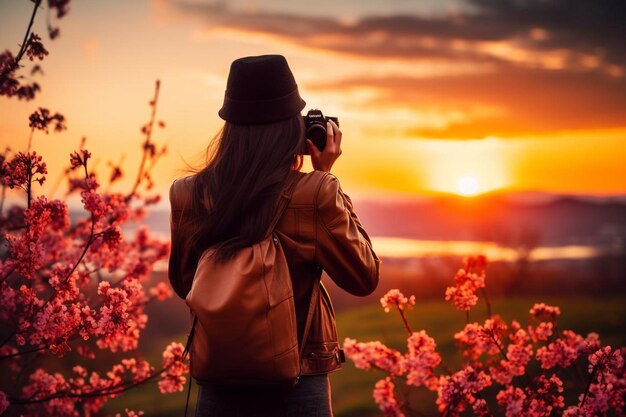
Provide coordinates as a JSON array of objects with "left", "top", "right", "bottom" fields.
[{"left": 1, "top": 0, "right": 625, "bottom": 204}]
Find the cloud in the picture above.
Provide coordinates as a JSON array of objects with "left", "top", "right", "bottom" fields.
[
  {"left": 169, "top": 0, "right": 626, "bottom": 138},
  {"left": 311, "top": 64, "right": 626, "bottom": 138},
  {"left": 172, "top": 0, "right": 626, "bottom": 72}
]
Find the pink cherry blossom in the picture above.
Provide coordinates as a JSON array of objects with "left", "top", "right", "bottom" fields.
[
  {"left": 0, "top": 390, "right": 9, "bottom": 414},
  {"left": 472, "top": 398, "right": 492, "bottom": 416},
  {"left": 115, "top": 409, "right": 144, "bottom": 417},
  {"left": 48, "top": 0, "right": 71, "bottom": 18},
  {"left": 436, "top": 366, "right": 492, "bottom": 416},
  {"left": 149, "top": 282, "right": 173, "bottom": 301},
  {"left": 380, "top": 289, "right": 415, "bottom": 313},
  {"left": 343, "top": 338, "right": 405, "bottom": 376},
  {"left": 25, "top": 34, "right": 49, "bottom": 61},
  {"left": 158, "top": 343, "right": 188, "bottom": 393},
  {"left": 529, "top": 303, "right": 561, "bottom": 319},
  {"left": 454, "top": 319, "right": 503, "bottom": 360},
  {"left": 444, "top": 256, "right": 487, "bottom": 311},
  {"left": 496, "top": 385, "right": 526, "bottom": 417},
  {"left": 69, "top": 149, "right": 91, "bottom": 170},
  {"left": 373, "top": 377, "right": 405, "bottom": 417},
  {"left": 528, "top": 321, "right": 553, "bottom": 343},
  {"left": 588, "top": 346, "right": 624, "bottom": 376},
  {"left": 405, "top": 331, "right": 441, "bottom": 390},
  {"left": 0, "top": 151, "right": 47, "bottom": 190},
  {"left": 28, "top": 107, "right": 65, "bottom": 133},
  {"left": 536, "top": 330, "right": 585, "bottom": 369}
]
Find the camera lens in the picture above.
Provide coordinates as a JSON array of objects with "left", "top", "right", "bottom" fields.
[{"left": 307, "top": 123, "right": 326, "bottom": 151}]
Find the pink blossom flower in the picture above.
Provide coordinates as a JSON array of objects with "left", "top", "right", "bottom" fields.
[
  {"left": 455, "top": 319, "right": 504, "bottom": 360},
  {"left": 563, "top": 361, "right": 626, "bottom": 417},
  {"left": 28, "top": 107, "right": 66, "bottom": 133},
  {"left": 373, "top": 377, "right": 405, "bottom": 417},
  {"left": 588, "top": 346, "right": 624, "bottom": 377},
  {"left": 48, "top": 0, "right": 71, "bottom": 18},
  {"left": 496, "top": 374, "right": 565, "bottom": 417},
  {"left": 465, "top": 255, "right": 488, "bottom": 269},
  {"left": 81, "top": 189, "right": 107, "bottom": 218},
  {"left": 26, "top": 33, "right": 49, "bottom": 61},
  {"left": 115, "top": 409, "right": 145, "bottom": 417},
  {"left": 529, "top": 303, "right": 561, "bottom": 319},
  {"left": 583, "top": 332, "right": 602, "bottom": 353},
  {"left": 472, "top": 398, "right": 491, "bottom": 416},
  {"left": 0, "top": 50, "right": 18, "bottom": 97},
  {"left": 15, "top": 83, "right": 40, "bottom": 102},
  {"left": 536, "top": 330, "right": 585, "bottom": 369},
  {"left": 0, "top": 281, "right": 18, "bottom": 320},
  {"left": 0, "top": 151, "right": 47, "bottom": 189},
  {"left": 149, "top": 282, "right": 173, "bottom": 301},
  {"left": 496, "top": 386, "right": 526, "bottom": 417},
  {"left": 6, "top": 233, "right": 45, "bottom": 279},
  {"left": 95, "top": 279, "right": 148, "bottom": 352},
  {"left": 405, "top": 331, "right": 441, "bottom": 390},
  {"left": 436, "top": 366, "right": 492, "bottom": 416},
  {"left": 528, "top": 321, "right": 553, "bottom": 343},
  {"left": 69, "top": 176, "right": 99, "bottom": 193},
  {"left": 69, "top": 149, "right": 91, "bottom": 169},
  {"left": 343, "top": 338, "right": 405, "bottom": 376},
  {"left": 0, "top": 390, "right": 9, "bottom": 414},
  {"left": 158, "top": 342, "right": 188, "bottom": 393},
  {"left": 380, "top": 289, "right": 415, "bottom": 313},
  {"left": 490, "top": 341, "right": 534, "bottom": 385},
  {"left": 47, "top": 263, "right": 78, "bottom": 301},
  {"left": 444, "top": 256, "right": 487, "bottom": 311},
  {"left": 100, "top": 226, "right": 122, "bottom": 249}
]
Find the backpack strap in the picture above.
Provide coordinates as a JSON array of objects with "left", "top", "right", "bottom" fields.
[
  {"left": 267, "top": 171, "right": 321, "bottom": 381},
  {"left": 266, "top": 172, "right": 301, "bottom": 236},
  {"left": 298, "top": 278, "right": 320, "bottom": 365},
  {"left": 182, "top": 313, "right": 197, "bottom": 417}
]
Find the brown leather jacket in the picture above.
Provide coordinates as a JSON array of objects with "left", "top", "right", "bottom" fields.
[{"left": 168, "top": 170, "right": 380, "bottom": 375}]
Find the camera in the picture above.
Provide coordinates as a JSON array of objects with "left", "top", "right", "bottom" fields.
[{"left": 304, "top": 109, "right": 339, "bottom": 153}]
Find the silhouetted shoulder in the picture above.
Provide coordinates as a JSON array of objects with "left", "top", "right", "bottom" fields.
[{"left": 169, "top": 175, "right": 196, "bottom": 212}]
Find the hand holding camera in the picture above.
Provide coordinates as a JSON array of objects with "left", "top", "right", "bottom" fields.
[{"left": 304, "top": 109, "right": 342, "bottom": 172}]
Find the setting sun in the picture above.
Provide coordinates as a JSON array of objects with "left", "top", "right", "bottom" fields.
[{"left": 457, "top": 175, "right": 479, "bottom": 196}]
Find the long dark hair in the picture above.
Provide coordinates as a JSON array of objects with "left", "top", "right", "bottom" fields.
[{"left": 184, "top": 114, "right": 305, "bottom": 261}]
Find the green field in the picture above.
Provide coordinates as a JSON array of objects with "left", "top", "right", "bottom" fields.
[{"left": 104, "top": 296, "right": 626, "bottom": 416}]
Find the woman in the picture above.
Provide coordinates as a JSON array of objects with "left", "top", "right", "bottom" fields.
[{"left": 168, "top": 55, "right": 380, "bottom": 417}]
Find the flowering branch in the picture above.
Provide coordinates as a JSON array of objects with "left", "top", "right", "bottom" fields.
[
  {"left": 127, "top": 79, "right": 163, "bottom": 201},
  {"left": 15, "top": 1, "right": 42, "bottom": 63},
  {"left": 0, "top": 5, "right": 186, "bottom": 415},
  {"left": 0, "top": 0, "right": 43, "bottom": 99},
  {"left": 380, "top": 289, "right": 415, "bottom": 335},
  {"left": 345, "top": 256, "right": 626, "bottom": 417}
]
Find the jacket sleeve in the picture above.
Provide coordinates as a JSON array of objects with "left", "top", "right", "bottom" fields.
[
  {"left": 314, "top": 173, "right": 380, "bottom": 296},
  {"left": 168, "top": 179, "right": 196, "bottom": 300}
]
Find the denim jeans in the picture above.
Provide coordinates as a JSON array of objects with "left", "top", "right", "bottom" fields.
[{"left": 194, "top": 374, "right": 333, "bottom": 417}]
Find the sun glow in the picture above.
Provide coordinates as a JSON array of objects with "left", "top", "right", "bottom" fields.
[
  {"left": 457, "top": 175, "right": 479, "bottom": 196},
  {"left": 420, "top": 138, "right": 512, "bottom": 196}
]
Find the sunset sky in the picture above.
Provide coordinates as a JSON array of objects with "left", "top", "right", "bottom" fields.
[{"left": 1, "top": 0, "right": 625, "bottom": 203}]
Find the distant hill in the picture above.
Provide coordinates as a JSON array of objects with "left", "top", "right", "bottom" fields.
[{"left": 352, "top": 192, "right": 626, "bottom": 247}]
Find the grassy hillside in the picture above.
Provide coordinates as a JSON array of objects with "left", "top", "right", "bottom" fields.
[{"left": 103, "top": 296, "right": 626, "bottom": 416}]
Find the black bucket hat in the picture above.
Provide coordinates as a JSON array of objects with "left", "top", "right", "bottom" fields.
[{"left": 218, "top": 55, "right": 306, "bottom": 125}]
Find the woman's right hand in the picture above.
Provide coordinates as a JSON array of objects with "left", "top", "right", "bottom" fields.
[{"left": 307, "top": 119, "right": 342, "bottom": 172}]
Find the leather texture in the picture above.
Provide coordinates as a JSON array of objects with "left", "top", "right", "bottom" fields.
[{"left": 169, "top": 170, "right": 380, "bottom": 376}]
